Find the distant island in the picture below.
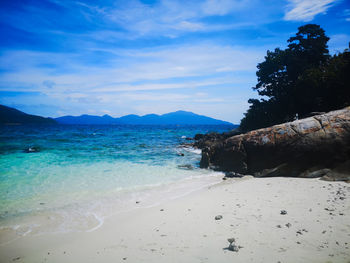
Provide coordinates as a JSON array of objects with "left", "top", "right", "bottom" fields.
[
  {"left": 56, "top": 110, "right": 234, "bottom": 125},
  {"left": 0, "top": 105, "right": 56, "bottom": 125},
  {"left": 0, "top": 105, "right": 235, "bottom": 126}
]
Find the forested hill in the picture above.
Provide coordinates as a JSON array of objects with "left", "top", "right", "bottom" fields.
[
  {"left": 0, "top": 105, "right": 57, "bottom": 125},
  {"left": 240, "top": 24, "right": 350, "bottom": 132}
]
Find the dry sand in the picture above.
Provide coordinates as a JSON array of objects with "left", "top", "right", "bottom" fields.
[{"left": 1, "top": 177, "right": 350, "bottom": 263}]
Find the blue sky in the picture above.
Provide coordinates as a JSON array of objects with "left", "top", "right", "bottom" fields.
[{"left": 0, "top": 0, "right": 349, "bottom": 123}]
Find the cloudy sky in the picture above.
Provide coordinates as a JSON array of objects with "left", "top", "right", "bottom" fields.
[{"left": 0, "top": 0, "right": 349, "bottom": 123}]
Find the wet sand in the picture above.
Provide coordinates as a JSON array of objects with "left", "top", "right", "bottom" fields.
[{"left": 1, "top": 177, "right": 349, "bottom": 263}]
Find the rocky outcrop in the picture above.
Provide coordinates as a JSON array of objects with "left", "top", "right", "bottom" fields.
[{"left": 197, "top": 107, "right": 350, "bottom": 181}]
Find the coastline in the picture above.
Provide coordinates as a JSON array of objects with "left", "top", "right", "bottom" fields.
[{"left": 1, "top": 176, "right": 349, "bottom": 263}]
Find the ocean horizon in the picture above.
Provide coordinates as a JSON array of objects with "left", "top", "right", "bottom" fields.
[{"left": 0, "top": 124, "right": 232, "bottom": 241}]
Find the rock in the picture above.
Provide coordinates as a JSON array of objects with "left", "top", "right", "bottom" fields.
[
  {"left": 197, "top": 107, "right": 350, "bottom": 181},
  {"left": 199, "top": 151, "right": 210, "bottom": 168},
  {"left": 228, "top": 243, "right": 239, "bottom": 252},
  {"left": 224, "top": 172, "right": 244, "bottom": 178},
  {"left": 177, "top": 164, "right": 194, "bottom": 170},
  {"left": 215, "top": 215, "right": 223, "bottom": 220},
  {"left": 227, "top": 238, "right": 240, "bottom": 252},
  {"left": 280, "top": 210, "right": 287, "bottom": 215},
  {"left": 285, "top": 223, "right": 292, "bottom": 228},
  {"left": 177, "top": 153, "right": 185, "bottom": 156},
  {"left": 227, "top": 238, "right": 235, "bottom": 243},
  {"left": 194, "top": 134, "right": 204, "bottom": 140}
]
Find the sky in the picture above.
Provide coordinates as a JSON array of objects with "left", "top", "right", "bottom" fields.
[{"left": 0, "top": 0, "right": 349, "bottom": 123}]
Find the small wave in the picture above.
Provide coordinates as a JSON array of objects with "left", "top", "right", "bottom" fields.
[
  {"left": 86, "top": 213, "right": 104, "bottom": 232},
  {"left": 182, "top": 147, "right": 201, "bottom": 154}
]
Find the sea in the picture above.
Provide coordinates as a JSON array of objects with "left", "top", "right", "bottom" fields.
[{"left": 0, "top": 124, "right": 233, "bottom": 242}]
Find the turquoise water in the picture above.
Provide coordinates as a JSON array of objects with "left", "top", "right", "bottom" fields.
[{"left": 0, "top": 125, "right": 232, "bottom": 237}]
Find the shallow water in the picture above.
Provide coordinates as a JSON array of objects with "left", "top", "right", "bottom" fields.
[{"left": 0, "top": 124, "right": 232, "bottom": 240}]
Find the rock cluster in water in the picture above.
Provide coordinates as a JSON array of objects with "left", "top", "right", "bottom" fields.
[{"left": 195, "top": 107, "right": 350, "bottom": 181}]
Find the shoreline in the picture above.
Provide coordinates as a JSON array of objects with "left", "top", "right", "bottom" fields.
[
  {"left": 0, "top": 169, "right": 223, "bottom": 245},
  {"left": 1, "top": 176, "right": 349, "bottom": 263}
]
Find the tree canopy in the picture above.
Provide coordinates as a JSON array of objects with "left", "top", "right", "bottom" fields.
[{"left": 240, "top": 24, "right": 350, "bottom": 132}]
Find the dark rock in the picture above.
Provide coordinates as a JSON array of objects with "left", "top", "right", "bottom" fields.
[
  {"left": 280, "top": 210, "right": 287, "bottom": 215},
  {"left": 228, "top": 243, "right": 239, "bottom": 252},
  {"left": 227, "top": 238, "right": 235, "bottom": 243},
  {"left": 177, "top": 153, "right": 185, "bottom": 156},
  {"left": 199, "top": 151, "right": 210, "bottom": 168},
  {"left": 224, "top": 172, "right": 244, "bottom": 178},
  {"left": 227, "top": 238, "right": 240, "bottom": 252},
  {"left": 215, "top": 215, "right": 223, "bottom": 220},
  {"left": 197, "top": 107, "right": 350, "bottom": 181},
  {"left": 194, "top": 133, "right": 204, "bottom": 140},
  {"left": 177, "top": 164, "right": 194, "bottom": 170}
]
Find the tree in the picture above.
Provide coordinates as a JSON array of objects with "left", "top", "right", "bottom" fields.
[{"left": 240, "top": 24, "right": 334, "bottom": 132}]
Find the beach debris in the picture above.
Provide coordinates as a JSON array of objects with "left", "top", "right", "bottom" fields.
[
  {"left": 136, "top": 201, "right": 140, "bottom": 204},
  {"left": 123, "top": 257, "right": 127, "bottom": 260},
  {"left": 12, "top": 257, "right": 21, "bottom": 261},
  {"left": 276, "top": 225, "right": 282, "bottom": 228},
  {"left": 177, "top": 153, "right": 185, "bottom": 156},
  {"left": 227, "top": 238, "right": 240, "bottom": 252},
  {"left": 215, "top": 215, "right": 223, "bottom": 220},
  {"left": 280, "top": 210, "right": 287, "bottom": 215},
  {"left": 160, "top": 209, "right": 164, "bottom": 211},
  {"left": 24, "top": 146, "right": 40, "bottom": 153},
  {"left": 39, "top": 202, "right": 45, "bottom": 205},
  {"left": 285, "top": 223, "right": 292, "bottom": 228}
]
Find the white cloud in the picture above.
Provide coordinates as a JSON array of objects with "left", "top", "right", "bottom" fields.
[
  {"left": 100, "top": 0, "right": 258, "bottom": 38},
  {"left": 284, "top": 0, "right": 336, "bottom": 21},
  {"left": 0, "top": 40, "right": 265, "bottom": 123},
  {"left": 0, "top": 43, "right": 263, "bottom": 93},
  {"left": 202, "top": 0, "right": 248, "bottom": 15}
]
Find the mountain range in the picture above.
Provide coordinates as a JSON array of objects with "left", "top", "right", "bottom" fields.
[
  {"left": 55, "top": 111, "right": 234, "bottom": 125},
  {"left": 0, "top": 104, "right": 235, "bottom": 126}
]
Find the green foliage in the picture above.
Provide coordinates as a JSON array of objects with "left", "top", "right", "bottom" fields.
[{"left": 240, "top": 24, "right": 349, "bottom": 132}]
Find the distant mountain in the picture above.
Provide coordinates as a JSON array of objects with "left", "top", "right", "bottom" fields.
[
  {"left": 55, "top": 110, "right": 235, "bottom": 126},
  {"left": 0, "top": 105, "right": 56, "bottom": 125}
]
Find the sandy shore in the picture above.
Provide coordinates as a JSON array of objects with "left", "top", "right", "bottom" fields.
[{"left": 1, "top": 176, "right": 349, "bottom": 263}]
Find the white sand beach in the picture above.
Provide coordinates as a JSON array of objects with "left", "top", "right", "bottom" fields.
[{"left": 1, "top": 177, "right": 349, "bottom": 263}]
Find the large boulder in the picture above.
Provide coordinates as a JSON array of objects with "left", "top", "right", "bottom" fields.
[{"left": 198, "top": 107, "right": 350, "bottom": 181}]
